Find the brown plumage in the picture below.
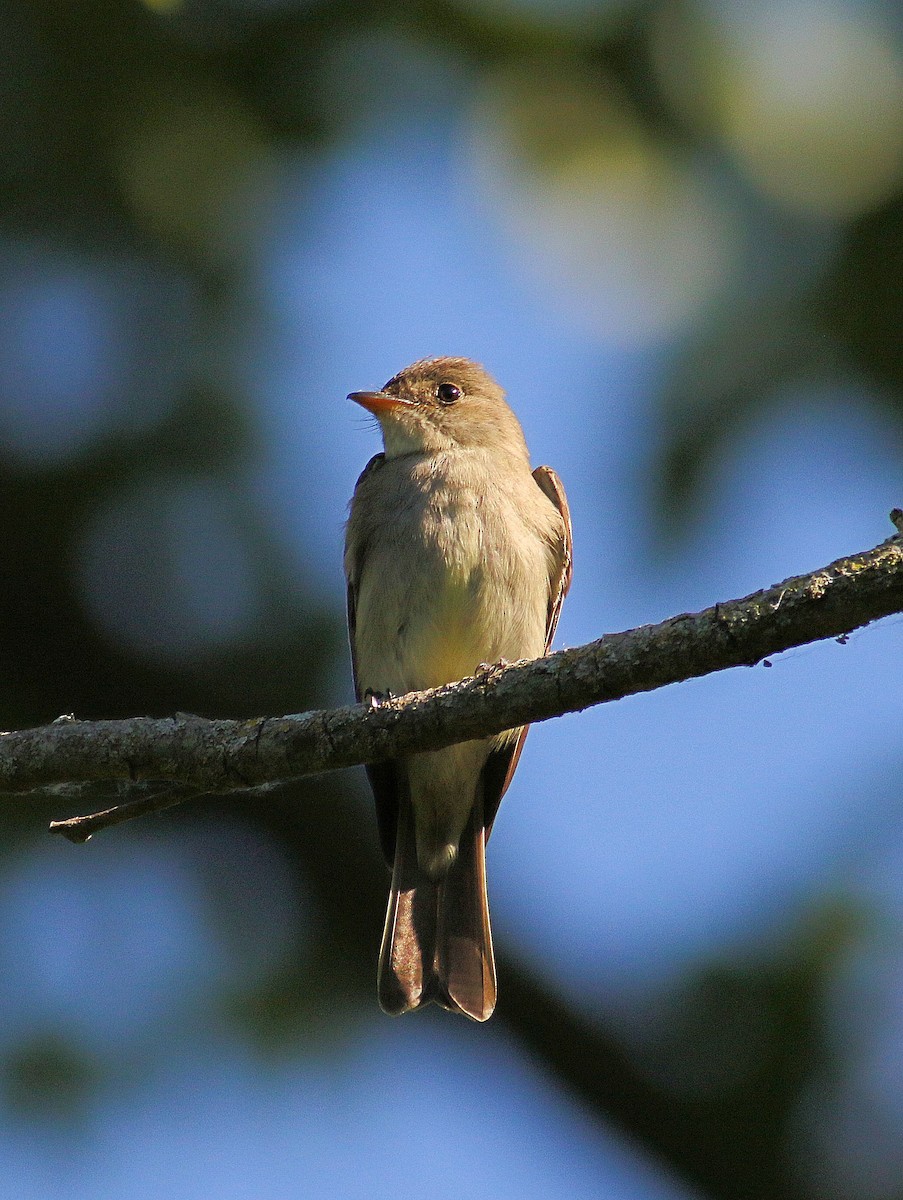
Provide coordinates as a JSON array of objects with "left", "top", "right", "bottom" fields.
[{"left": 344, "top": 357, "right": 572, "bottom": 1020}]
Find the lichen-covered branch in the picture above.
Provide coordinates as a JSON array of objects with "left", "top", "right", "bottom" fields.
[{"left": 1, "top": 528, "right": 900, "bottom": 841}]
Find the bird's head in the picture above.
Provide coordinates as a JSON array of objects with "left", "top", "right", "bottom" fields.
[{"left": 348, "top": 357, "right": 529, "bottom": 460}]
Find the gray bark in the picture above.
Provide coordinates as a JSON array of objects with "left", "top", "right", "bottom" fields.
[{"left": 0, "top": 527, "right": 899, "bottom": 842}]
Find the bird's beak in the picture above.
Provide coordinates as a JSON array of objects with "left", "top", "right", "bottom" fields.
[{"left": 348, "top": 390, "right": 413, "bottom": 415}]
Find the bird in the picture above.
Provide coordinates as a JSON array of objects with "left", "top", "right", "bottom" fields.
[{"left": 344, "top": 357, "right": 571, "bottom": 1021}]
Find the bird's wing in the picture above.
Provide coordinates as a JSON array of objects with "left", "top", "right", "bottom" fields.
[
  {"left": 482, "top": 465, "right": 573, "bottom": 836},
  {"left": 532, "top": 465, "right": 574, "bottom": 653},
  {"left": 346, "top": 453, "right": 400, "bottom": 866},
  {"left": 346, "top": 453, "right": 384, "bottom": 702}
]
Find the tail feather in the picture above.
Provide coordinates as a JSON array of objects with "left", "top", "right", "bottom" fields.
[
  {"left": 377, "top": 798, "right": 497, "bottom": 1022},
  {"left": 435, "top": 801, "right": 496, "bottom": 1021},
  {"left": 378, "top": 800, "right": 434, "bottom": 1015}
]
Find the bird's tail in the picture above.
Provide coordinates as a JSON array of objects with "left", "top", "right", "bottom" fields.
[{"left": 378, "top": 798, "right": 496, "bottom": 1022}]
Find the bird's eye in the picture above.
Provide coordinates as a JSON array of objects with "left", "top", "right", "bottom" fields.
[{"left": 437, "top": 383, "right": 461, "bottom": 405}]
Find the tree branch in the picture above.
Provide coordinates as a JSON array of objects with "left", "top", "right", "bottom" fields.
[{"left": 0, "top": 527, "right": 900, "bottom": 841}]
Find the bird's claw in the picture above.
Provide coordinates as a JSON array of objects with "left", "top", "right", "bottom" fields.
[{"left": 475, "top": 658, "right": 509, "bottom": 677}]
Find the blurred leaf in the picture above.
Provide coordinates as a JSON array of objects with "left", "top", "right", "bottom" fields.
[
  {"left": 652, "top": 292, "right": 838, "bottom": 536},
  {"left": 823, "top": 194, "right": 903, "bottom": 398},
  {"left": 3, "top": 1032, "right": 100, "bottom": 1123},
  {"left": 500, "top": 897, "right": 865, "bottom": 1200}
]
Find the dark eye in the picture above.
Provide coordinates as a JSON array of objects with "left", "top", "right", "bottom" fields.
[{"left": 437, "top": 382, "right": 461, "bottom": 405}]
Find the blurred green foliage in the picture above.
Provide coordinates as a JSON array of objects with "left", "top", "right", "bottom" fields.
[{"left": 4, "top": 1031, "right": 100, "bottom": 1122}]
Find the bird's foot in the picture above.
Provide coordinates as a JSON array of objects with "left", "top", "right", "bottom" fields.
[
  {"left": 363, "top": 688, "right": 393, "bottom": 708},
  {"left": 475, "top": 658, "right": 509, "bottom": 677}
]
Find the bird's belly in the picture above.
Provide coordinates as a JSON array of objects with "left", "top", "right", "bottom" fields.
[
  {"left": 354, "top": 499, "right": 548, "bottom": 697},
  {"left": 402, "top": 576, "right": 490, "bottom": 690}
]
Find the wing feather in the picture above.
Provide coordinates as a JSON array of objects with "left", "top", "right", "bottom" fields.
[
  {"left": 482, "top": 465, "right": 573, "bottom": 836},
  {"left": 345, "top": 453, "right": 399, "bottom": 865}
]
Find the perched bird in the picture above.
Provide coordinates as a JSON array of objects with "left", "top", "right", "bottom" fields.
[{"left": 344, "top": 357, "right": 571, "bottom": 1021}]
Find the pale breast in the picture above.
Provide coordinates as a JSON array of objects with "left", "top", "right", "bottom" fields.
[{"left": 350, "top": 452, "right": 554, "bottom": 697}]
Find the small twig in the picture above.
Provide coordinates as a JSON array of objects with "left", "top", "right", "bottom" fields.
[
  {"left": 48, "top": 780, "right": 284, "bottom": 842},
  {"left": 49, "top": 785, "right": 199, "bottom": 843}
]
